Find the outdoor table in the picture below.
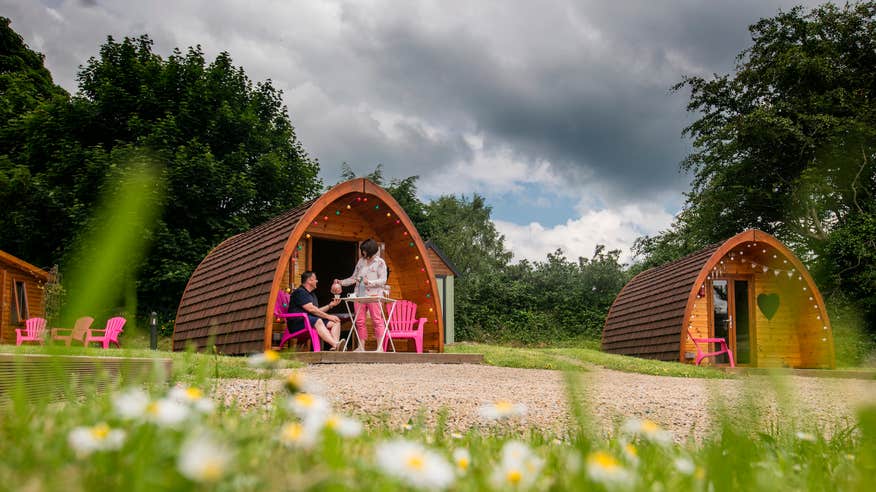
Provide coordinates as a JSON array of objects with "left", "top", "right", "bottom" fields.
[{"left": 341, "top": 295, "right": 397, "bottom": 352}]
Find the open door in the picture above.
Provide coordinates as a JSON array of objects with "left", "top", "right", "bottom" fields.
[
  {"left": 310, "top": 237, "right": 358, "bottom": 314},
  {"left": 711, "top": 277, "right": 755, "bottom": 365}
]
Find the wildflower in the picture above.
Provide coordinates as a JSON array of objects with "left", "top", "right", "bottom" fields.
[
  {"left": 491, "top": 441, "right": 543, "bottom": 489},
  {"left": 283, "top": 371, "right": 321, "bottom": 394},
  {"left": 279, "top": 422, "right": 319, "bottom": 449},
  {"left": 453, "top": 448, "right": 470, "bottom": 474},
  {"left": 795, "top": 431, "right": 816, "bottom": 442},
  {"left": 248, "top": 349, "right": 282, "bottom": 369},
  {"left": 177, "top": 433, "right": 233, "bottom": 483},
  {"left": 402, "top": 423, "right": 414, "bottom": 431},
  {"left": 622, "top": 442, "right": 639, "bottom": 465},
  {"left": 324, "top": 413, "right": 362, "bottom": 438},
  {"left": 621, "top": 418, "right": 673, "bottom": 445},
  {"left": 286, "top": 392, "right": 330, "bottom": 418},
  {"left": 112, "top": 388, "right": 150, "bottom": 420},
  {"left": 68, "top": 423, "right": 125, "bottom": 457},
  {"left": 450, "top": 432, "right": 464, "bottom": 440},
  {"left": 478, "top": 400, "right": 527, "bottom": 421},
  {"left": 587, "top": 451, "right": 634, "bottom": 486},
  {"left": 168, "top": 385, "right": 216, "bottom": 414},
  {"left": 674, "top": 457, "right": 695, "bottom": 475},
  {"left": 145, "top": 398, "right": 190, "bottom": 427},
  {"left": 375, "top": 439, "right": 455, "bottom": 490}
]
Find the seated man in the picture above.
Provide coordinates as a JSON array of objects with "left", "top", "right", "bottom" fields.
[{"left": 290, "top": 271, "right": 343, "bottom": 350}]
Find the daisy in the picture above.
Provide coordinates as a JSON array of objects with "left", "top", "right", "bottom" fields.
[
  {"left": 452, "top": 448, "right": 471, "bottom": 474},
  {"left": 375, "top": 439, "right": 455, "bottom": 490},
  {"left": 324, "top": 414, "right": 362, "bottom": 438},
  {"left": 177, "top": 433, "right": 233, "bottom": 483},
  {"left": 478, "top": 400, "right": 527, "bottom": 421},
  {"left": 491, "top": 441, "right": 543, "bottom": 489},
  {"left": 168, "top": 385, "right": 216, "bottom": 414},
  {"left": 621, "top": 418, "right": 673, "bottom": 445},
  {"left": 674, "top": 457, "right": 695, "bottom": 475},
  {"left": 112, "top": 388, "right": 150, "bottom": 420},
  {"left": 248, "top": 349, "right": 282, "bottom": 369},
  {"left": 586, "top": 450, "right": 634, "bottom": 487},
  {"left": 283, "top": 371, "right": 322, "bottom": 394},
  {"left": 795, "top": 431, "right": 816, "bottom": 442},
  {"left": 622, "top": 442, "right": 639, "bottom": 465},
  {"left": 68, "top": 423, "right": 125, "bottom": 457},
  {"left": 286, "top": 392, "right": 330, "bottom": 419},
  {"left": 145, "top": 398, "right": 190, "bottom": 428},
  {"left": 279, "top": 422, "right": 319, "bottom": 450}
]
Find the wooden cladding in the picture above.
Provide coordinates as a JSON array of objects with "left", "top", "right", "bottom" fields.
[
  {"left": 603, "top": 230, "right": 834, "bottom": 369},
  {"left": 174, "top": 179, "right": 443, "bottom": 355}
]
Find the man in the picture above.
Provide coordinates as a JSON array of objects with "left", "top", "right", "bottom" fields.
[{"left": 290, "top": 271, "right": 343, "bottom": 350}]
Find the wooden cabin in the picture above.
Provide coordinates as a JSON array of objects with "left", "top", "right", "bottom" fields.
[
  {"left": 602, "top": 230, "right": 835, "bottom": 368},
  {"left": 425, "top": 240, "right": 460, "bottom": 344},
  {"left": 0, "top": 250, "right": 51, "bottom": 344},
  {"left": 173, "top": 178, "right": 444, "bottom": 354}
]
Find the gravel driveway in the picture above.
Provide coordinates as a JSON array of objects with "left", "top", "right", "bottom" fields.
[{"left": 213, "top": 364, "right": 876, "bottom": 441}]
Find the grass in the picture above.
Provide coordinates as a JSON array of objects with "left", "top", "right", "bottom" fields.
[
  {"left": 447, "top": 342, "right": 729, "bottom": 379},
  {"left": 0, "top": 356, "right": 872, "bottom": 491}
]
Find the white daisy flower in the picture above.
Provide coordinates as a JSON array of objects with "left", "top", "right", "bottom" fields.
[
  {"left": 324, "top": 414, "right": 362, "bottom": 438},
  {"left": 283, "top": 371, "right": 323, "bottom": 394},
  {"left": 491, "top": 440, "right": 543, "bottom": 489},
  {"left": 621, "top": 418, "right": 673, "bottom": 445},
  {"left": 587, "top": 451, "right": 634, "bottom": 487},
  {"left": 145, "top": 398, "right": 190, "bottom": 427},
  {"left": 621, "top": 442, "right": 639, "bottom": 465},
  {"left": 286, "top": 392, "right": 330, "bottom": 419},
  {"left": 450, "top": 432, "right": 464, "bottom": 440},
  {"left": 795, "top": 431, "right": 816, "bottom": 442},
  {"left": 279, "top": 421, "right": 320, "bottom": 450},
  {"left": 674, "top": 457, "right": 695, "bottom": 475},
  {"left": 68, "top": 423, "right": 125, "bottom": 457},
  {"left": 168, "top": 385, "right": 215, "bottom": 414},
  {"left": 248, "top": 349, "right": 282, "bottom": 369},
  {"left": 478, "top": 400, "right": 527, "bottom": 421},
  {"left": 452, "top": 448, "right": 471, "bottom": 474},
  {"left": 375, "top": 439, "right": 455, "bottom": 490},
  {"left": 112, "top": 388, "right": 150, "bottom": 420},
  {"left": 177, "top": 433, "right": 233, "bottom": 483}
]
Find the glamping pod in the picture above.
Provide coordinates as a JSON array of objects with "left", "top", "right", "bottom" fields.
[
  {"left": 0, "top": 250, "right": 51, "bottom": 344},
  {"left": 173, "top": 179, "right": 444, "bottom": 355},
  {"left": 602, "top": 230, "right": 835, "bottom": 368}
]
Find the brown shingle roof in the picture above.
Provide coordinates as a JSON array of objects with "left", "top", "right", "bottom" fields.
[
  {"left": 602, "top": 243, "right": 720, "bottom": 361},
  {"left": 173, "top": 201, "right": 314, "bottom": 353}
]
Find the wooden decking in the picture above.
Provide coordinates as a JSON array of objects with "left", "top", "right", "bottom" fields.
[
  {"left": 722, "top": 366, "right": 876, "bottom": 380},
  {"left": 287, "top": 351, "right": 484, "bottom": 364},
  {"left": 0, "top": 353, "right": 173, "bottom": 402}
]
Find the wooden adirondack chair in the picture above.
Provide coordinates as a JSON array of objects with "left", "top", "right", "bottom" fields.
[
  {"left": 688, "top": 332, "right": 736, "bottom": 367},
  {"left": 15, "top": 317, "right": 47, "bottom": 346},
  {"left": 84, "top": 317, "right": 126, "bottom": 349},
  {"left": 51, "top": 316, "right": 95, "bottom": 346},
  {"left": 274, "top": 290, "right": 322, "bottom": 351},
  {"left": 381, "top": 300, "right": 426, "bottom": 353}
]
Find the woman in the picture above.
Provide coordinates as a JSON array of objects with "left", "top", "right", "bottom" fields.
[{"left": 336, "top": 239, "right": 387, "bottom": 351}]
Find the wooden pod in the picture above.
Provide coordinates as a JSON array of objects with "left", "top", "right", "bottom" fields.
[
  {"left": 602, "top": 230, "right": 835, "bottom": 368},
  {"left": 0, "top": 250, "right": 51, "bottom": 345},
  {"left": 173, "top": 178, "right": 444, "bottom": 355}
]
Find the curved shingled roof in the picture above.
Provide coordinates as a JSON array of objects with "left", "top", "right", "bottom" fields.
[
  {"left": 602, "top": 229, "right": 832, "bottom": 364},
  {"left": 173, "top": 178, "right": 445, "bottom": 355},
  {"left": 602, "top": 243, "right": 720, "bottom": 361}
]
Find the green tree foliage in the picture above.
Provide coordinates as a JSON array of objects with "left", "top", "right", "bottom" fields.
[
  {"left": 0, "top": 31, "right": 320, "bottom": 317},
  {"left": 641, "top": 2, "right": 876, "bottom": 333}
]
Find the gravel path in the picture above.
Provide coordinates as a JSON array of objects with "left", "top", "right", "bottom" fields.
[{"left": 213, "top": 364, "right": 876, "bottom": 441}]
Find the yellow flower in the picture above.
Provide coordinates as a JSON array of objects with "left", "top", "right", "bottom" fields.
[
  {"left": 177, "top": 433, "right": 233, "bottom": 483},
  {"left": 478, "top": 400, "right": 527, "bottom": 420},
  {"left": 68, "top": 423, "right": 125, "bottom": 457},
  {"left": 587, "top": 451, "right": 633, "bottom": 486},
  {"left": 453, "top": 448, "right": 471, "bottom": 474},
  {"left": 376, "top": 439, "right": 454, "bottom": 490}
]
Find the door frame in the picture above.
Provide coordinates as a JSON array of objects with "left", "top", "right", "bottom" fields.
[{"left": 708, "top": 274, "right": 757, "bottom": 366}]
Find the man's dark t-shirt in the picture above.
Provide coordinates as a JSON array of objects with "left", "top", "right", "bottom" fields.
[{"left": 289, "top": 285, "right": 320, "bottom": 331}]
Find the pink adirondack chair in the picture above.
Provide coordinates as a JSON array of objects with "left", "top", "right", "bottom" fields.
[
  {"left": 15, "top": 317, "right": 47, "bottom": 346},
  {"left": 688, "top": 332, "right": 736, "bottom": 367},
  {"left": 381, "top": 300, "right": 426, "bottom": 353},
  {"left": 84, "top": 317, "right": 126, "bottom": 349},
  {"left": 274, "top": 291, "right": 321, "bottom": 352},
  {"left": 51, "top": 316, "right": 95, "bottom": 346}
]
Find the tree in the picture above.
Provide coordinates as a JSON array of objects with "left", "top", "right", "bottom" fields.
[
  {"left": 645, "top": 2, "right": 876, "bottom": 331},
  {"left": 0, "top": 33, "right": 321, "bottom": 317}
]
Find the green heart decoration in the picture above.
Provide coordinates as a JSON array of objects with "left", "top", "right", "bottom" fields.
[{"left": 757, "top": 293, "right": 780, "bottom": 320}]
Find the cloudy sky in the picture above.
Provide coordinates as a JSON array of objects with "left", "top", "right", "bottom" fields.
[{"left": 4, "top": 0, "right": 819, "bottom": 263}]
